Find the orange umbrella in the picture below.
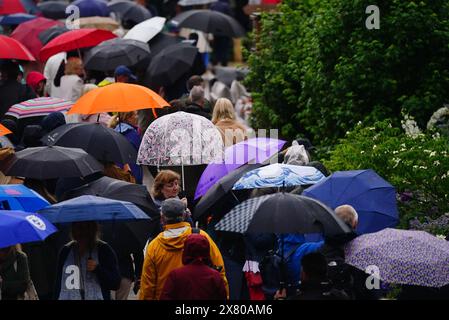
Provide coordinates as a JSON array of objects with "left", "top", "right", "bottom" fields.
[
  {"left": 67, "top": 83, "right": 169, "bottom": 117},
  {"left": 0, "top": 124, "right": 12, "bottom": 137}
]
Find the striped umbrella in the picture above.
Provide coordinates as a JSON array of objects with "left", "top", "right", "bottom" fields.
[{"left": 5, "top": 97, "right": 73, "bottom": 119}]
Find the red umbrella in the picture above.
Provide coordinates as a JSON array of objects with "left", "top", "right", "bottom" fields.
[
  {"left": 0, "top": 0, "right": 26, "bottom": 15},
  {"left": 39, "top": 29, "right": 117, "bottom": 62},
  {"left": 0, "top": 35, "right": 35, "bottom": 61},
  {"left": 10, "top": 17, "right": 62, "bottom": 59}
]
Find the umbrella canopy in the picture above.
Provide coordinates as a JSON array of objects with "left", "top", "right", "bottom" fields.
[
  {"left": 124, "top": 16, "right": 166, "bottom": 43},
  {"left": 39, "top": 28, "right": 117, "bottom": 62},
  {"left": 148, "top": 32, "right": 184, "bottom": 58},
  {"left": 10, "top": 17, "right": 62, "bottom": 58},
  {"left": 0, "top": 124, "right": 12, "bottom": 137},
  {"left": 137, "top": 111, "right": 224, "bottom": 166},
  {"left": 178, "top": 0, "right": 218, "bottom": 6},
  {"left": 195, "top": 138, "right": 287, "bottom": 199},
  {"left": 75, "top": 16, "right": 120, "bottom": 31},
  {"left": 71, "top": 0, "right": 109, "bottom": 18},
  {"left": 232, "top": 164, "right": 325, "bottom": 190},
  {"left": 144, "top": 43, "right": 199, "bottom": 87},
  {"left": 0, "top": 146, "right": 103, "bottom": 179},
  {"left": 0, "top": 210, "right": 57, "bottom": 249},
  {"left": 345, "top": 228, "right": 449, "bottom": 288},
  {"left": 43, "top": 122, "right": 137, "bottom": 164},
  {"left": 0, "top": 13, "right": 36, "bottom": 25},
  {"left": 170, "top": 9, "right": 245, "bottom": 37},
  {"left": 84, "top": 38, "right": 151, "bottom": 72},
  {"left": 0, "top": 184, "right": 50, "bottom": 212},
  {"left": 5, "top": 97, "right": 73, "bottom": 120},
  {"left": 302, "top": 169, "right": 399, "bottom": 234},
  {"left": 215, "top": 193, "right": 352, "bottom": 236},
  {"left": 38, "top": 195, "right": 150, "bottom": 223},
  {"left": 37, "top": 1, "right": 68, "bottom": 19},
  {"left": 38, "top": 26, "right": 70, "bottom": 45},
  {"left": 0, "top": 0, "right": 26, "bottom": 15},
  {"left": 0, "top": 35, "right": 35, "bottom": 61},
  {"left": 67, "top": 83, "right": 168, "bottom": 115},
  {"left": 108, "top": 0, "right": 152, "bottom": 28}
]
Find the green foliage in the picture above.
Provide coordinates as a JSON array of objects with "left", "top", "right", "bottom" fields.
[
  {"left": 246, "top": 0, "right": 449, "bottom": 146},
  {"left": 324, "top": 119, "right": 449, "bottom": 229}
]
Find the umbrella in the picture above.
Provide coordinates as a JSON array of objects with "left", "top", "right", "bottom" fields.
[
  {"left": 39, "top": 28, "right": 117, "bottom": 62},
  {"left": 302, "top": 169, "right": 399, "bottom": 234},
  {"left": 178, "top": 0, "right": 218, "bottom": 6},
  {"left": 71, "top": 0, "right": 109, "bottom": 18},
  {"left": 108, "top": 0, "right": 152, "bottom": 27},
  {"left": 124, "top": 16, "right": 166, "bottom": 43},
  {"left": 38, "top": 26, "right": 70, "bottom": 45},
  {"left": 144, "top": 43, "right": 199, "bottom": 87},
  {"left": 75, "top": 16, "right": 120, "bottom": 31},
  {"left": 10, "top": 17, "right": 62, "bottom": 58},
  {"left": 0, "top": 146, "right": 103, "bottom": 179},
  {"left": 0, "top": 35, "right": 35, "bottom": 61},
  {"left": 43, "top": 122, "right": 137, "bottom": 164},
  {"left": 195, "top": 137, "right": 287, "bottom": 199},
  {"left": 0, "top": 210, "right": 57, "bottom": 249},
  {"left": 148, "top": 32, "right": 184, "bottom": 58},
  {"left": 345, "top": 228, "right": 449, "bottom": 288},
  {"left": 37, "top": 1, "right": 68, "bottom": 20},
  {"left": 5, "top": 97, "right": 73, "bottom": 120},
  {"left": 0, "top": 13, "right": 36, "bottom": 25},
  {"left": 215, "top": 193, "right": 352, "bottom": 236},
  {"left": 0, "top": 184, "right": 50, "bottom": 212},
  {"left": 0, "top": 0, "right": 26, "bottom": 15},
  {"left": 232, "top": 164, "right": 326, "bottom": 190},
  {"left": 67, "top": 83, "right": 168, "bottom": 115},
  {"left": 170, "top": 9, "right": 245, "bottom": 37},
  {"left": 0, "top": 124, "right": 12, "bottom": 137},
  {"left": 84, "top": 38, "right": 151, "bottom": 72},
  {"left": 38, "top": 195, "right": 150, "bottom": 223}
]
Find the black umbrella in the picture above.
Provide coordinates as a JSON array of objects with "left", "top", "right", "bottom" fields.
[
  {"left": 0, "top": 146, "right": 103, "bottom": 180},
  {"left": 42, "top": 123, "right": 137, "bottom": 164},
  {"left": 143, "top": 43, "right": 199, "bottom": 87},
  {"left": 148, "top": 32, "right": 184, "bottom": 58},
  {"left": 84, "top": 38, "right": 151, "bottom": 72},
  {"left": 170, "top": 9, "right": 246, "bottom": 37},
  {"left": 38, "top": 1, "right": 69, "bottom": 20},
  {"left": 39, "top": 26, "right": 70, "bottom": 45},
  {"left": 215, "top": 193, "right": 352, "bottom": 236},
  {"left": 108, "top": 0, "right": 152, "bottom": 28}
]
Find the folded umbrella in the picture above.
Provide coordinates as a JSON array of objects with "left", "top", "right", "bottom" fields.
[
  {"left": 0, "top": 184, "right": 50, "bottom": 212},
  {"left": 37, "top": 1, "right": 68, "bottom": 20},
  {"left": 0, "top": 35, "right": 35, "bottom": 61},
  {"left": 38, "top": 26, "right": 70, "bottom": 45},
  {"left": 108, "top": 0, "right": 153, "bottom": 28},
  {"left": 302, "top": 169, "right": 399, "bottom": 234},
  {"left": 124, "top": 16, "right": 166, "bottom": 43},
  {"left": 0, "top": 13, "right": 36, "bottom": 25},
  {"left": 71, "top": 0, "right": 109, "bottom": 18},
  {"left": 0, "top": 210, "right": 57, "bottom": 249},
  {"left": 5, "top": 97, "right": 73, "bottom": 120},
  {"left": 0, "top": 146, "right": 103, "bottom": 179},
  {"left": 39, "top": 28, "right": 117, "bottom": 62},
  {"left": 84, "top": 38, "right": 151, "bottom": 72},
  {"left": 345, "top": 228, "right": 449, "bottom": 288},
  {"left": 0, "top": 124, "right": 12, "bottom": 137}
]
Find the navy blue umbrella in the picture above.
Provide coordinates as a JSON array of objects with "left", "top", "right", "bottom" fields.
[
  {"left": 38, "top": 195, "right": 151, "bottom": 223},
  {"left": 71, "top": 0, "right": 109, "bottom": 18},
  {"left": 302, "top": 169, "right": 399, "bottom": 234},
  {"left": 0, "top": 184, "right": 50, "bottom": 212},
  {"left": 0, "top": 210, "right": 57, "bottom": 249},
  {"left": 0, "top": 13, "right": 36, "bottom": 25}
]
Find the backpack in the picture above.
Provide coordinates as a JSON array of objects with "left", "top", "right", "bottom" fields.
[{"left": 259, "top": 243, "right": 301, "bottom": 298}]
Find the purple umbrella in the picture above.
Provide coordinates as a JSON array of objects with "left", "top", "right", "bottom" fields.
[
  {"left": 345, "top": 228, "right": 449, "bottom": 288},
  {"left": 194, "top": 137, "right": 286, "bottom": 199}
]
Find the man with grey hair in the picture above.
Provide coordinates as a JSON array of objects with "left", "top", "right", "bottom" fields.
[
  {"left": 139, "top": 198, "right": 228, "bottom": 300},
  {"left": 185, "top": 85, "right": 211, "bottom": 120},
  {"left": 335, "top": 205, "right": 359, "bottom": 230}
]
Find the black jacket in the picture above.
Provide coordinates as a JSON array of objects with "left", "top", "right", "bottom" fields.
[
  {"left": 184, "top": 103, "right": 211, "bottom": 120},
  {"left": 54, "top": 241, "right": 121, "bottom": 300},
  {"left": 289, "top": 281, "right": 350, "bottom": 300},
  {"left": 0, "top": 80, "right": 36, "bottom": 119}
]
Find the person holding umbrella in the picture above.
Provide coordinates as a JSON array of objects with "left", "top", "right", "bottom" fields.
[
  {"left": 0, "top": 245, "right": 32, "bottom": 300},
  {"left": 25, "top": 72, "right": 46, "bottom": 97}
]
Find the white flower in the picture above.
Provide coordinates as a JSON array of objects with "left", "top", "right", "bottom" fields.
[
  {"left": 419, "top": 166, "right": 427, "bottom": 170},
  {"left": 429, "top": 151, "right": 436, "bottom": 157},
  {"left": 434, "top": 160, "right": 440, "bottom": 166},
  {"left": 436, "top": 235, "right": 446, "bottom": 240},
  {"left": 392, "top": 150, "right": 399, "bottom": 154},
  {"left": 360, "top": 151, "right": 365, "bottom": 154},
  {"left": 402, "top": 114, "right": 422, "bottom": 138}
]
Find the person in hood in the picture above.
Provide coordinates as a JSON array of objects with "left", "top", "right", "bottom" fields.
[
  {"left": 139, "top": 198, "right": 228, "bottom": 300},
  {"left": 26, "top": 72, "right": 46, "bottom": 97},
  {"left": 159, "top": 234, "right": 227, "bottom": 300},
  {"left": 283, "top": 140, "right": 310, "bottom": 166}
]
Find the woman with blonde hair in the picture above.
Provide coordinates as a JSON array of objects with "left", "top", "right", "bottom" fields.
[{"left": 212, "top": 98, "right": 247, "bottom": 146}]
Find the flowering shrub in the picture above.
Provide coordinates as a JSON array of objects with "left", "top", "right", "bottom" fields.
[{"left": 324, "top": 119, "right": 449, "bottom": 230}]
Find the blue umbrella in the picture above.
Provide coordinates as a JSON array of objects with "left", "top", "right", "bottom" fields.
[
  {"left": 38, "top": 195, "right": 151, "bottom": 223},
  {"left": 71, "top": 0, "right": 109, "bottom": 18},
  {"left": 0, "top": 13, "right": 37, "bottom": 25},
  {"left": 232, "top": 164, "right": 325, "bottom": 190},
  {"left": 302, "top": 169, "right": 399, "bottom": 234},
  {"left": 0, "top": 184, "right": 50, "bottom": 212},
  {"left": 0, "top": 210, "right": 57, "bottom": 249}
]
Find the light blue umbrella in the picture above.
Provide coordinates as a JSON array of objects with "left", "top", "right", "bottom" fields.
[
  {"left": 0, "top": 184, "right": 50, "bottom": 212},
  {"left": 38, "top": 195, "right": 151, "bottom": 223},
  {"left": 232, "top": 164, "right": 325, "bottom": 190},
  {"left": 0, "top": 210, "right": 57, "bottom": 249}
]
